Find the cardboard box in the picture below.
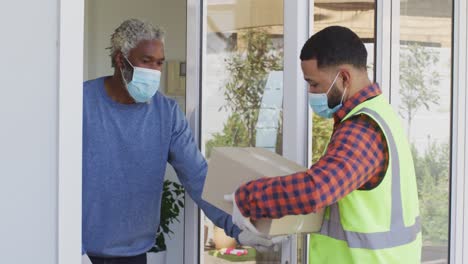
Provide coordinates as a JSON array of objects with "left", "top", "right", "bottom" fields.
[{"left": 202, "top": 147, "right": 324, "bottom": 236}]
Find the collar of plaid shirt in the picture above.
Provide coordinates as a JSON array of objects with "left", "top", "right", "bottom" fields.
[{"left": 333, "top": 83, "right": 382, "bottom": 124}]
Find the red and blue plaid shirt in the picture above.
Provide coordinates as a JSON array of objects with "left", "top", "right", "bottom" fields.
[{"left": 235, "top": 83, "right": 389, "bottom": 220}]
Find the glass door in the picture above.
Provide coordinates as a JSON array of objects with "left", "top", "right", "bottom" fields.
[
  {"left": 200, "top": 0, "right": 285, "bottom": 263},
  {"left": 393, "top": 0, "right": 452, "bottom": 262},
  {"left": 306, "top": 1, "right": 452, "bottom": 263}
]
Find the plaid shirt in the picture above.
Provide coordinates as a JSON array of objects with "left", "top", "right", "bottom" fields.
[{"left": 235, "top": 84, "right": 389, "bottom": 220}]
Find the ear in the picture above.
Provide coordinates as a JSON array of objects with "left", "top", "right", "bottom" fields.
[
  {"left": 114, "top": 51, "right": 125, "bottom": 69},
  {"left": 339, "top": 69, "right": 352, "bottom": 90}
]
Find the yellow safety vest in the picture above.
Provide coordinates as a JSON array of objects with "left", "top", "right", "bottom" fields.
[{"left": 309, "top": 95, "right": 422, "bottom": 263}]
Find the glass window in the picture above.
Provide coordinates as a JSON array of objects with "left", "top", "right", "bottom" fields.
[
  {"left": 201, "top": 0, "right": 284, "bottom": 263},
  {"left": 396, "top": 1, "right": 452, "bottom": 262}
]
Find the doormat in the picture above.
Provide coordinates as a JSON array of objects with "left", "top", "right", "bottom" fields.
[{"left": 208, "top": 248, "right": 256, "bottom": 262}]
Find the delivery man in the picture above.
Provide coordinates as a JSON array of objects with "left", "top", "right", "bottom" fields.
[{"left": 226, "top": 26, "right": 422, "bottom": 263}]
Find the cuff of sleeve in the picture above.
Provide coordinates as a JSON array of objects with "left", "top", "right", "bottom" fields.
[
  {"left": 235, "top": 185, "right": 251, "bottom": 218},
  {"left": 232, "top": 225, "right": 242, "bottom": 243}
]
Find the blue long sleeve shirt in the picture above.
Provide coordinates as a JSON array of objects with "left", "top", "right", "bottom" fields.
[{"left": 82, "top": 76, "right": 240, "bottom": 257}]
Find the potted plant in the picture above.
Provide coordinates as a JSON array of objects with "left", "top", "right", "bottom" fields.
[{"left": 147, "top": 179, "right": 185, "bottom": 264}]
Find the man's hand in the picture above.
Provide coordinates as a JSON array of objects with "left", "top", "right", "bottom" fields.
[
  {"left": 237, "top": 229, "right": 274, "bottom": 252},
  {"left": 271, "top": 235, "right": 289, "bottom": 251},
  {"left": 224, "top": 192, "right": 288, "bottom": 252},
  {"left": 223, "top": 193, "right": 258, "bottom": 234}
]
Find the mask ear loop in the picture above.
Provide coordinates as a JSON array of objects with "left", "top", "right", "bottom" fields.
[
  {"left": 120, "top": 55, "right": 134, "bottom": 85},
  {"left": 120, "top": 67, "right": 128, "bottom": 86},
  {"left": 123, "top": 56, "right": 135, "bottom": 68},
  {"left": 338, "top": 72, "right": 349, "bottom": 104},
  {"left": 339, "top": 86, "right": 347, "bottom": 105},
  {"left": 326, "top": 71, "right": 341, "bottom": 95}
]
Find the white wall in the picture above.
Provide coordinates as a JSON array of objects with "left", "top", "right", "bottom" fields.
[
  {"left": 0, "top": 0, "right": 59, "bottom": 263},
  {"left": 84, "top": 0, "right": 187, "bottom": 80},
  {"left": 84, "top": 1, "right": 187, "bottom": 263}
]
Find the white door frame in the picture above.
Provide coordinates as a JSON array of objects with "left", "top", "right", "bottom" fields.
[
  {"left": 58, "top": 0, "right": 84, "bottom": 263},
  {"left": 282, "top": 0, "right": 310, "bottom": 263},
  {"left": 375, "top": 0, "right": 392, "bottom": 99},
  {"left": 451, "top": 0, "right": 468, "bottom": 262},
  {"left": 283, "top": 0, "right": 310, "bottom": 167},
  {"left": 185, "top": 0, "right": 203, "bottom": 263}
]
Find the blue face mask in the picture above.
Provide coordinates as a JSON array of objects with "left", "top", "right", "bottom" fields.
[
  {"left": 308, "top": 72, "right": 346, "bottom": 119},
  {"left": 122, "top": 57, "right": 161, "bottom": 103}
]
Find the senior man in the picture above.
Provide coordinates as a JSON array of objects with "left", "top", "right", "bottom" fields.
[{"left": 81, "top": 18, "right": 274, "bottom": 264}]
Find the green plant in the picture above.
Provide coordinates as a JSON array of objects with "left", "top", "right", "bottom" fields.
[
  {"left": 222, "top": 29, "right": 283, "bottom": 145},
  {"left": 149, "top": 180, "right": 185, "bottom": 253},
  {"left": 205, "top": 113, "right": 250, "bottom": 159},
  {"left": 311, "top": 113, "right": 334, "bottom": 164},
  {"left": 411, "top": 139, "right": 449, "bottom": 244},
  {"left": 398, "top": 43, "right": 449, "bottom": 245},
  {"left": 399, "top": 43, "right": 440, "bottom": 138},
  {"left": 205, "top": 28, "right": 282, "bottom": 153}
]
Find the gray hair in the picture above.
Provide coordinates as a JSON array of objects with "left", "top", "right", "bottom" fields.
[{"left": 108, "top": 18, "right": 165, "bottom": 67}]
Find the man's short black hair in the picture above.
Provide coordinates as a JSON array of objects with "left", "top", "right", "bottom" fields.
[{"left": 300, "top": 26, "right": 367, "bottom": 69}]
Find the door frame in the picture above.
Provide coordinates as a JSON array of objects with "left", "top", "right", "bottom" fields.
[
  {"left": 58, "top": 0, "right": 84, "bottom": 263},
  {"left": 451, "top": 0, "right": 468, "bottom": 262}
]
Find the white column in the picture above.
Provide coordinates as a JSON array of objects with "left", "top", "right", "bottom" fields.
[
  {"left": 58, "top": 0, "right": 84, "bottom": 263},
  {"left": 283, "top": 0, "right": 310, "bottom": 167},
  {"left": 283, "top": 1, "right": 310, "bottom": 263},
  {"left": 451, "top": 0, "right": 468, "bottom": 262},
  {"left": 375, "top": 0, "right": 393, "bottom": 99},
  {"left": 185, "top": 0, "right": 203, "bottom": 263}
]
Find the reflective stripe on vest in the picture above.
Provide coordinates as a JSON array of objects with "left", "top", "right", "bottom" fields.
[{"left": 319, "top": 107, "right": 421, "bottom": 250}]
